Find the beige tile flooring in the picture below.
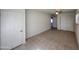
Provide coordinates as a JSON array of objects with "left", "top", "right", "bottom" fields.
[{"left": 13, "top": 29, "right": 78, "bottom": 50}]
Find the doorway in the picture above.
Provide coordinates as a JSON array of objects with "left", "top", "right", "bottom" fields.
[{"left": 50, "top": 16, "right": 57, "bottom": 29}]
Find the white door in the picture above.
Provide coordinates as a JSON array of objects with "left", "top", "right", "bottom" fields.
[
  {"left": 1, "top": 10, "right": 25, "bottom": 49},
  {"left": 61, "top": 13, "right": 75, "bottom": 31}
]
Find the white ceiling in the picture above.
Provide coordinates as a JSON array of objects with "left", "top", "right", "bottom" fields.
[{"left": 33, "top": 9, "right": 75, "bottom": 14}]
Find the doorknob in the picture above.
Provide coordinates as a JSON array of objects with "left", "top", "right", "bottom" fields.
[{"left": 20, "top": 30, "right": 23, "bottom": 32}]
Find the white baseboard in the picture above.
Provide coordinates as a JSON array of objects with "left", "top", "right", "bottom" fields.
[{"left": 26, "top": 28, "right": 51, "bottom": 39}]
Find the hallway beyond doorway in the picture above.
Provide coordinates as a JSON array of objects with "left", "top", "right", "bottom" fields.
[{"left": 50, "top": 16, "right": 57, "bottom": 29}]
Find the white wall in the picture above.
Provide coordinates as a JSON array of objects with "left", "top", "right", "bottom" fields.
[
  {"left": 57, "top": 14, "right": 61, "bottom": 30},
  {"left": 1, "top": 9, "right": 25, "bottom": 49},
  {"left": 57, "top": 12, "right": 75, "bottom": 32},
  {"left": 25, "top": 10, "right": 51, "bottom": 38}
]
